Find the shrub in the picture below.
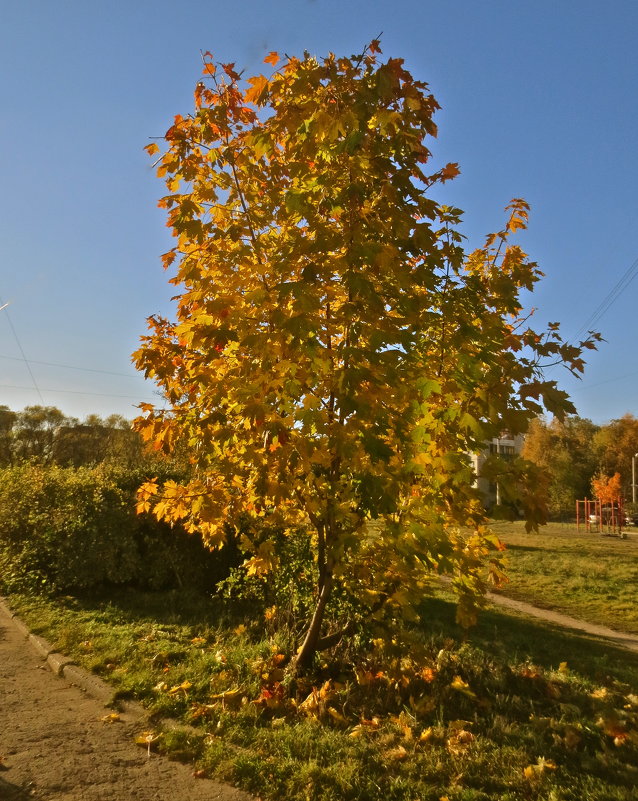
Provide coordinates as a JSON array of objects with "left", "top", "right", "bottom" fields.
[{"left": 0, "top": 464, "right": 233, "bottom": 594}]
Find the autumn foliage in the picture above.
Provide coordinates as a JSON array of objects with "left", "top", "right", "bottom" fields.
[
  {"left": 591, "top": 471, "right": 622, "bottom": 505},
  {"left": 134, "top": 42, "right": 597, "bottom": 668}
]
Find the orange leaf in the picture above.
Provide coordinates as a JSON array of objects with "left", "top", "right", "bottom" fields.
[
  {"left": 264, "top": 51, "right": 279, "bottom": 66},
  {"left": 245, "top": 75, "right": 268, "bottom": 104},
  {"left": 421, "top": 666, "right": 436, "bottom": 683},
  {"left": 440, "top": 162, "right": 460, "bottom": 182}
]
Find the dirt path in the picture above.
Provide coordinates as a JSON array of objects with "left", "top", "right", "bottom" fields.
[
  {"left": 487, "top": 591, "right": 638, "bottom": 653},
  {"left": 0, "top": 613, "right": 251, "bottom": 801}
]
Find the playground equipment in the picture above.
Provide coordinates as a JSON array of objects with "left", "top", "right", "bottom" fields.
[{"left": 576, "top": 498, "right": 626, "bottom": 537}]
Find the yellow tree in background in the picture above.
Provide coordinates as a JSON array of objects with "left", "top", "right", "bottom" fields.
[{"left": 591, "top": 472, "right": 622, "bottom": 506}]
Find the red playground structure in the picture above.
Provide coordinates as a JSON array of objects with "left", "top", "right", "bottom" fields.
[{"left": 576, "top": 498, "right": 626, "bottom": 536}]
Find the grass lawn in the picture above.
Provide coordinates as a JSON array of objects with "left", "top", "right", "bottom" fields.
[
  {"left": 7, "top": 587, "right": 638, "bottom": 801},
  {"left": 490, "top": 521, "right": 638, "bottom": 634}
]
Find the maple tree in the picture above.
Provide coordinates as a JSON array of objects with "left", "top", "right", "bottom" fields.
[
  {"left": 591, "top": 471, "right": 622, "bottom": 506},
  {"left": 133, "top": 42, "right": 598, "bottom": 669}
]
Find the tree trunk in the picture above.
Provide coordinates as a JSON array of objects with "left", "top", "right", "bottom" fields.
[{"left": 293, "top": 569, "right": 333, "bottom": 672}]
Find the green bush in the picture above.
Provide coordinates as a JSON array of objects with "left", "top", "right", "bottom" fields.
[
  {"left": 0, "top": 464, "right": 234, "bottom": 594},
  {"left": 218, "top": 525, "right": 375, "bottom": 653}
]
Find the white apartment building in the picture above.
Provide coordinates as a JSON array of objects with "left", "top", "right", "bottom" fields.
[{"left": 470, "top": 433, "right": 525, "bottom": 509}]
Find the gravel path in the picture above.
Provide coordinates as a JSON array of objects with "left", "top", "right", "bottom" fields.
[{"left": 0, "top": 612, "right": 251, "bottom": 801}]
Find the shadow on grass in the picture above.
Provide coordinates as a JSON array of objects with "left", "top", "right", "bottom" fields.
[
  {"left": 419, "top": 595, "right": 638, "bottom": 685},
  {"left": 64, "top": 586, "right": 223, "bottom": 628},
  {"left": 502, "top": 543, "right": 544, "bottom": 552},
  {"left": 59, "top": 586, "right": 638, "bottom": 687}
]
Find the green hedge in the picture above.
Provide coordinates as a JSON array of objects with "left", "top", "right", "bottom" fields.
[{"left": 0, "top": 464, "right": 236, "bottom": 594}]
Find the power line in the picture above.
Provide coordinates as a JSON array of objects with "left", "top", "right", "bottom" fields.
[
  {"left": 578, "top": 369, "right": 638, "bottom": 392},
  {"left": 0, "top": 353, "right": 138, "bottom": 379},
  {"left": 0, "top": 297, "right": 44, "bottom": 403},
  {"left": 0, "top": 383, "right": 156, "bottom": 401},
  {"left": 571, "top": 254, "right": 638, "bottom": 343}
]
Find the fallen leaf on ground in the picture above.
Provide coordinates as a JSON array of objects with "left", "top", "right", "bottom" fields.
[
  {"left": 450, "top": 675, "right": 476, "bottom": 699},
  {"left": 524, "top": 757, "right": 557, "bottom": 781},
  {"left": 384, "top": 745, "right": 408, "bottom": 761},
  {"left": 135, "top": 731, "right": 160, "bottom": 757},
  {"left": 168, "top": 680, "right": 192, "bottom": 694}
]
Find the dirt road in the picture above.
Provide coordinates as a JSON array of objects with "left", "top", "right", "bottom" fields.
[{"left": 0, "top": 615, "right": 251, "bottom": 801}]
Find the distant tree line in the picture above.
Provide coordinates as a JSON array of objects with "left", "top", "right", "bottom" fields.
[
  {"left": 0, "top": 404, "right": 143, "bottom": 468},
  {"left": 522, "top": 413, "right": 638, "bottom": 519}
]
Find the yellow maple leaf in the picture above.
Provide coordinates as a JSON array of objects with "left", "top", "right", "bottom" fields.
[
  {"left": 419, "top": 727, "right": 435, "bottom": 743},
  {"left": 233, "top": 624, "right": 247, "bottom": 635},
  {"left": 449, "top": 675, "right": 476, "bottom": 699},
  {"left": 328, "top": 707, "right": 349, "bottom": 727},
  {"left": 524, "top": 757, "right": 557, "bottom": 781},
  {"left": 243, "top": 556, "right": 270, "bottom": 577},
  {"left": 168, "top": 680, "right": 192, "bottom": 694},
  {"left": 384, "top": 745, "right": 408, "bottom": 761}
]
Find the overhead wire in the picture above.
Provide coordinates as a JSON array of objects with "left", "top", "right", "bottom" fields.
[
  {"left": 0, "top": 353, "right": 138, "bottom": 378},
  {"left": 7, "top": 255, "right": 635, "bottom": 405},
  {"left": 541, "top": 253, "right": 638, "bottom": 395},
  {"left": 579, "top": 369, "right": 638, "bottom": 391},
  {"left": 0, "top": 382, "right": 156, "bottom": 401},
  {"left": 0, "top": 304, "right": 154, "bottom": 403},
  {"left": 0, "top": 311, "right": 154, "bottom": 403},
  {"left": 0, "top": 297, "right": 44, "bottom": 403},
  {"left": 570, "top": 254, "right": 638, "bottom": 344}
]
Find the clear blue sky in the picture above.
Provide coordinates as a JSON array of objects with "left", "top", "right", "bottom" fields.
[{"left": 1, "top": 0, "right": 636, "bottom": 424}]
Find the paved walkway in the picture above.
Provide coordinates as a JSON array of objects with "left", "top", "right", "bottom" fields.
[
  {"left": 0, "top": 606, "right": 251, "bottom": 801},
  {"left": 486, "top": 591, "right": 638, "bottom": 653}
]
